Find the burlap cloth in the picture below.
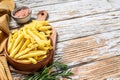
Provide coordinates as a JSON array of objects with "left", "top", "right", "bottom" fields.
[{"left": 0, "top": 0, "right": 15, "bottom": 53}]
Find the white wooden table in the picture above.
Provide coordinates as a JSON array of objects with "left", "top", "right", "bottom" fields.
[{"left": 11, "top": 0, "right": 120, "bottom": 80}]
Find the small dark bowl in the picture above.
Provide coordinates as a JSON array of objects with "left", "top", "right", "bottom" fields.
[
  {"left": 4, "top": 28, "right": 57, "bottom": 72},
  {"left": 11, "top": 6, "right": 32, "bottom": 24}
]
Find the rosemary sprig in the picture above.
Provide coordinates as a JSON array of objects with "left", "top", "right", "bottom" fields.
[{"left": 24, "top": 61, "right": 73, "bottom": 80}]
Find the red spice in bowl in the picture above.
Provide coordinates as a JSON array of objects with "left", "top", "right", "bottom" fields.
[
  {"left": 14, "top": 8, "right": 30, "bottom": 18},
  {"left": 12, "top": 6, "right": 32, "bottom": 23}
]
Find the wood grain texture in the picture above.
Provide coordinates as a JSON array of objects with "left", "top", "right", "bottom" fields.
[
  {"left": 105, "top": 75, "right": 120, "bottom": 80},
  {"left": 11, "top": 0, "right": 120, "bottom": 79},
  {"left": 56, "top": 30, "right": 120, "bottom": 66},
  {"left": 11, "top": 0, "right": 120, "bottom": 26},
  {"left": 14, "top": 0, "right": 79, "bottom": 7},
  {"left": 30, "top": 0, "right": 112, "bottom": 22},
  {"left": 52, "top": 10, "right": 120, "bottom": 42},
  {"left": 68, "top": 56, "right": 120, "bottom": 80},
  {"left": 13, "top": 0, "right": 120, "bottom": 21},
  {"left": 29, "top": 0, "right": 120, "bottom": 22},
  {"left": 11, "top": 0, "right": 120, "bottom": 42}
]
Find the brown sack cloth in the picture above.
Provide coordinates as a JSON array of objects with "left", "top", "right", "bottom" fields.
[
  {"left": 0, "top": 14, "right": 10, "bottom": 35},
  {"left": 0, "top": 0, "right": 15, "bottom": 12},
  {"left": 0, "top": 30, "right": 7, "bottom": 53},
  {"left": 0, "top": 55, "right": 13, "bottom": 80},
  {"left": 0, "top": 0, "right": 15, "bottom": 53}
]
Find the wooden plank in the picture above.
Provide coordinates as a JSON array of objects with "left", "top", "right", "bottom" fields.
[
  {"left": 67, "top": 56, "right": 120, "bottom": 80},
  {"left": 14, "top": 0, "right": 79, "bottom": 7},
  {"left": 11, "top": 10, "right": 120, "bottom": 42},
  {"left": 12, "top": 73, "right": 25, "bottom": 80},
  {"left": 52, "top": 10, "right": 120, "bottom": 42},
  {"left": 56, "top": 30, "right": 120, "bottom": 66},
  {"left": 107, "top": 0, "right": 120, "bottom": 9},
  {"left": 12, "top": 0, "right": 120, "bottom": 25},
  {"left": 105, "top": 75, "right": 120, "bottom": 80},
  {"left": 11, "top": 0, "right": 120, "bottom": 79},
  {"left": 29, "top": 0, "right": 120, "bottom": 22},
  {"left": 11, "top": 0, "right": 120, "bottom": 42},
  {"left": 29, "top": 0, "right": 113, "bottom": 22}
]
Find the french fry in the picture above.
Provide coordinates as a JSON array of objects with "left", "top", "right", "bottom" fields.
[
  {"left": 11, "top": 33, "right": 23, "bottom": 52},
  {"left": 32, "top": 30, "right": 46, "bottom": 40},
  {"left": 19, "top": 39, "right": 30, "bottom": 52},
  {"left": 24, "top": 32, "right": 35, "bottom": 42},
  {"left": 29, "top": 26, "right": 36, "bottom": 31},
  {"left": 7, "top": 20, "right": 53, "bottom": 64},
  {"left": 27, "top": 29, "right": 45, "bottom": 48},
  {"left": 14, "top": 44, "right": 38, "bottom": 59},
  {"left": 39, "top": 32, "right": 47, "bottom": 38},
  {"left": 14, "top": 48, "right": 32, "bottom": 59},
  {"left": 27, "top": 43, "right": 34, "bottom": 48},
  {"left": 8, "top": 31, "right": 18, "bottom": 53},
  {"left": 29, "top": 58, "right": 37, "bottom": 64},
  {"left": 35, "top": 20, "right": 48, "bottom": 26},
  {"left": 27, "top": 34, "right": 36, "bottom": 42},
  {"left": 12, "top": 29, "right": 18, "bottom": 34},
  {"left": 23, "top": 27, "right": 36, "bottom": 42},
  {"left": 44, "top": 40, "right": 51, "bottom": 46},
  {"left": 10, "top": 38, "right": 25, "bottom": 58},
  {"left": 9, "top": 31, "right": 18, "bottom": 53},
  {"left": 34, "top": 56, "right": 38, "bottom": 60},
  {"left": 22, "top": 28, "right": 28, "bottom": 38},
  {"left": 37, "top": 55, "right": 47, "bottom": 61},
  {"left": 39, "top": 26, "right": 51, "bottom": 31},
  {"left": 16, "top": 59, "right": 31, "bottom": 64},
  {"left": 43, "top": 47, "right": 49, "bottom": 51},
  {"left": 18, "top": 51, "right": 46, "bottom": 59},
  {"left": 45, "top": 30, "right": 52, "bottom": 36}
]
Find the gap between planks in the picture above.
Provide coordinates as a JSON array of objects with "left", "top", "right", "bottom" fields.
[
  {"left": 49, "top": 8, "right": 120, "bottom": 23},
  {"left": 11, "top": 0, "right": 120, "bottom": 43},
  {"left": 52, "top": 10, "right": 120, "bottom": 42},
  {"left": 13, "top": 0, "right": 120, "bottom": 25},
  {"left": 55, "top": 30, "right": 120, "bottom": 66},
  {"left": 68, "top": 55, "right": 120, "bottom": 80},
  {"left": 14, "top": 0, "right": 80, "bottom": 8}
]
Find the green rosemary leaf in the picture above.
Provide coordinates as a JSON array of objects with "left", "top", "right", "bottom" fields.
[
  {"left": 53, "top": 62, "right": 68, "bottom": 70},
  {"left": 24, "top": 61, "right": 73, "bottom": 80},
  {"left": 59, "top": 70, "right": 73, "bottom": 77}
]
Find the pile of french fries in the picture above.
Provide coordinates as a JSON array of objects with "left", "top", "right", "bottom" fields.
[{"left": 7, "top": 20, "right": 53, "bottom": 64}]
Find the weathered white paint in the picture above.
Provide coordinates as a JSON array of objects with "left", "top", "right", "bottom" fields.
[
  {"left": 11, "top": 0, "right": 120, "bottom": 79},
  {"left": 11, "top": 0, "right": 120, "bottom": 26},
  {"left": 11, "top": 0, "right": 120, "bottom": 42},
  {"left": 52, "top": 10, "right": 120, "bottom": 42},
  {"left": 70, "top": 56, "right": 120, "bottom": 80},
  {"left": 14, "top": 0, "right": 79, "bottom": 7},
  {"left": 56, "top": 30, "right": 120, "bottom": 65}
]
